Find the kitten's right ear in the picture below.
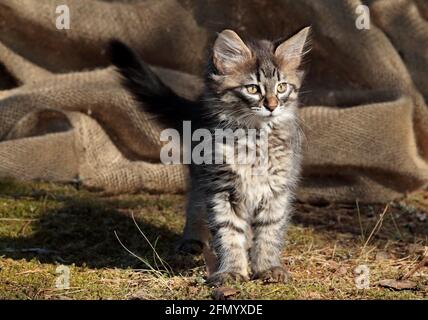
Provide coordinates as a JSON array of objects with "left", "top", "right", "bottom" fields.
[{"left": 213, "top": 29, "right": 253, "bottom": 74}]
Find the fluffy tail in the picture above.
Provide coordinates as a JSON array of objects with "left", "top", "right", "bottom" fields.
[{"left": 109, "top": 40, "right": 198, "bottom": 129}]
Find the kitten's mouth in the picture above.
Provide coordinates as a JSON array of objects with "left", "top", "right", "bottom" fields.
[
  {"left": 263, "top": 109, "right": 280, "bottom": 118},
  {"left": 251, "top": 106, "right": 284, "bottom": 119}
]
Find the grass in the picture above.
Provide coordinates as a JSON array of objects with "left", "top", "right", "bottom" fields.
[{"left": 0, "top": 178, "right": 427, "bottom": 300}]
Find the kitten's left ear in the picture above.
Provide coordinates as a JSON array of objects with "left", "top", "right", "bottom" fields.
[{"left": 275, "top": 26, "right": 311, "bottom": 71}]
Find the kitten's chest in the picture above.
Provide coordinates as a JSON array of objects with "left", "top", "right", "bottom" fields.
[{"left": 230, "top": 129, "right": 297, "bottom": 210}]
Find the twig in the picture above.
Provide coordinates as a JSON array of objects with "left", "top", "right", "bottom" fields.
[
  {"left": 361, "top": 204, "right": 389, "bottom": 252},
  {"left": 401, "top": 253, "right": 428, "bottom": 280}
]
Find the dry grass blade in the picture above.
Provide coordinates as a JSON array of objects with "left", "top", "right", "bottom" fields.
[
  {"left": 130, "top": 211, "right": 174, "bottom": 276},
  {"left": 0, "top": 218, "right": 38, "bottom": 221},
  {"left": 356, "top": 200, "right": 365, "bottom": 243},
  {"left": 113, "top": 231, "right": 170, "bottom": 287},
  {"left": 361, "top": 204, "right": 389, "bottom": 252}
]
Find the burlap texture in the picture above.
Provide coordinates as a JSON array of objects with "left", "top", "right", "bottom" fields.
[{"left": 0, "top": 0, "right": 427, "bottom": 203}]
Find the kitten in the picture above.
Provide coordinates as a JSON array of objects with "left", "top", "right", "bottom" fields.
[{"left": 110, "top": 27, "right": 310, "bottom": 285}]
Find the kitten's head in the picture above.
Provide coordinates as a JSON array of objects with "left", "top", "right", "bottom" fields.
[{"left": 206, "top": 27, "right": 311, "bottom": 127}]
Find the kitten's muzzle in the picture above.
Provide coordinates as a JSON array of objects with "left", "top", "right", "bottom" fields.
[{"left": 263, "top": 96, "right": 279, "bottom": 111}]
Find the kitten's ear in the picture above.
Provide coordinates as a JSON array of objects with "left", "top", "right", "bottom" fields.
[
  {"left": 213, "top": 29, "right": 253, "bottom": 74},
  {"left": 275, "top": 26, "right": 311, "bottom": 71}
]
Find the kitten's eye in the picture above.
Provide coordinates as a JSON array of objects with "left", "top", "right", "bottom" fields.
[
  {"left": 277, "top": 83, "right": 289, "bottom": 94},
  {"left": 246, "top": 85, "right": 259, "bottom": 94}
]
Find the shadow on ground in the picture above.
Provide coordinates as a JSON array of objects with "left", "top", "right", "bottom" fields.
[{"left": 0, "top": 180, "right": 202, "bottom": 274}]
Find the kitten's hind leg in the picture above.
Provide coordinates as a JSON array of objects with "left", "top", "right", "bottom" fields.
[{"left": 177, "top": 188, "right": 209, "bottom": 255}]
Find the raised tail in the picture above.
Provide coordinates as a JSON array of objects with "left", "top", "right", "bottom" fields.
[{"left": 109, "top": 40, "right": 198, "bottom": 129}]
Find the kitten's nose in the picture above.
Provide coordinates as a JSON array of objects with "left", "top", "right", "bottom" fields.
[{"left": 263, "top": 97, "right": 278, "bottom": 111}]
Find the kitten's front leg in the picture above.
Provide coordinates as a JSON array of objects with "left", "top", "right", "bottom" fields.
[
  {"left": 206, "top": 193, "right": 250, "bottom": 286},
  {"left": 251, "top": 196, "right": 292, "bottom": 283}
]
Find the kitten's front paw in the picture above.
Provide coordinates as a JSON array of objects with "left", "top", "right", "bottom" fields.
[
  {"left": 252, "top": 266, "right": 290, "bottom": 283},
  {"left": 207, "top": 272, "right": 248, "bottom": 287},
  {"left": 176, "top": 239, "right": 204, "bottom": 255}
]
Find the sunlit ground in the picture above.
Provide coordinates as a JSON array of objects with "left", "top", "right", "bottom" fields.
[{"left": 0, "top": 179, "right": 427, "bottom": 299}]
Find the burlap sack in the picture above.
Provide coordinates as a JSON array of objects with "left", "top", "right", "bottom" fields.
[{"left": 0, "top": 0, "right": 427, "bottom": 203}]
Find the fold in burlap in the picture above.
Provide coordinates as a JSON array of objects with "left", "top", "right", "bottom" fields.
[{"left": 0, "top": 0, "right": 427, "bottom": 203}]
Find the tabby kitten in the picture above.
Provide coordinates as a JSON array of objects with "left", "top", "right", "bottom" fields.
[{"left": 110, "top": 26, "right": 310, "bottom": 285}]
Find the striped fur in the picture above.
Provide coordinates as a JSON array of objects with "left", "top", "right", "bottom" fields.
[{"left": 110, "top": 27, "right": 311, "bottom": 285}]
